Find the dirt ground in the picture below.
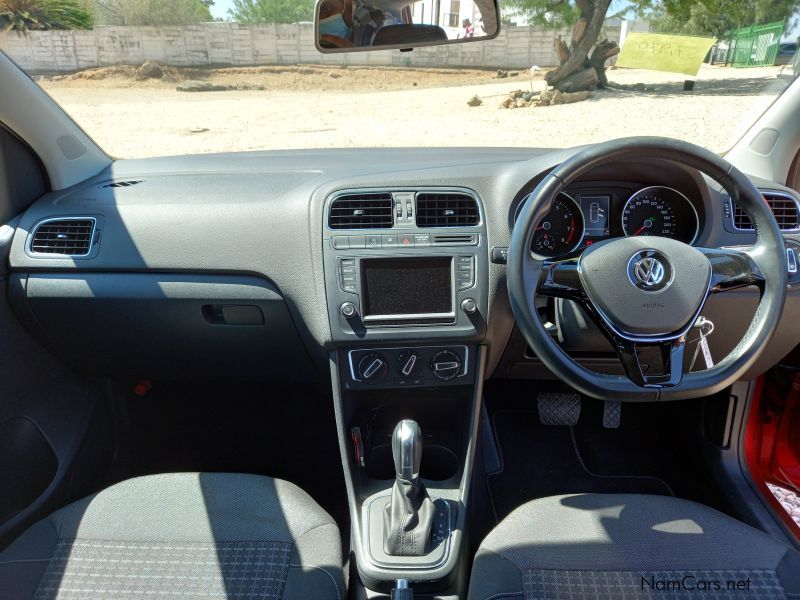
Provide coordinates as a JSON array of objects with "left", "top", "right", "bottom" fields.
[{"left": 37, "top": 63, "right": 794, "bottom": 159}]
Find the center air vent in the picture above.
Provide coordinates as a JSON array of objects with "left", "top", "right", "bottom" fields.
[
  {"left": 734, "top": 192, "right": 799, "bottom": 231},
  {"left": 329, "top": 193, "right": 394, "bottom": 229},
  {"left": 416, "top": 193, "right": 479, "bottom": 227},
  {"left": 30, "top": 218, "right": 96, "bottom": 256}
]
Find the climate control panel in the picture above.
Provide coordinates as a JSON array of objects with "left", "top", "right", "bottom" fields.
[{"left": 344, "top": 346, "right": 472, "bottom": 389}]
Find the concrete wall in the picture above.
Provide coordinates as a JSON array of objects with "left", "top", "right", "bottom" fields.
[
  {"left": 619, "top": 19, "right": 651, "bottom": 48},
  {"left": 0, "top": 22, "right": 622, "bottom": 72}
]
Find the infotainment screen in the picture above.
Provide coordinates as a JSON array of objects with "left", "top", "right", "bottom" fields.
[{"left": 361, "top": 257, "right": 453, "bottom": 317}]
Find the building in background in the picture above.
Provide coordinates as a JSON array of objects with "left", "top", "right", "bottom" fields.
[{"left": 411, "top": 0, "right": 484, "bottom": 39}]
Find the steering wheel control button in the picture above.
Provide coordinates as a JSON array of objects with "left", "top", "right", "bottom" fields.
[
  {"left": 397, "top": 351, "right": 422, "bottom": 377},
  {"left": 627, "top": 249, "right": 673, "bottom": 292},
  {"left": 358, "top": 353, "right": 388, "bottom": 383},
  {"left": 340, "top": 302, "right": 357, "bottom": 319},
  {"left": 430, "top": 350, "right": 462, "bottom": 381},
  {"left": 461, "top": 298, "right": 478, "bottom": 315}
]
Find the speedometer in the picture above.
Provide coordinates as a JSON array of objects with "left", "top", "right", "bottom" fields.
[
  {"left": 621, "top": 186, "right": 699, "bottom": 244},
  {"left": 530, "top": 193, "right": 584, "bottom": 258}
]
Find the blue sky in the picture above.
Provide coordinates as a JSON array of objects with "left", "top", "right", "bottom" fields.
[{"left": 210, "top": 0, "right": 236, "bottom": 20}]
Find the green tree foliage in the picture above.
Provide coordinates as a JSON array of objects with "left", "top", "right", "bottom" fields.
[
  {"left": 503, "top": 0, "right": 633, "bottom": 28},
  {"left": 228, "top": 0, "right": 315, "bottom": 24},
  {"left": 504, "top": 0, "right": 799, "bottom": 37},
  {"left": 502, "top": 0, "right": 577, "bottom": 28},
  {"left": 0, "top": 0, "right": 93, "bottom": 31},
  {"left": 632, "top": 0, "right": 800, "bottom": 38},
  {"left": 90, "top": 0, "right": 213, "bottom": 26}
]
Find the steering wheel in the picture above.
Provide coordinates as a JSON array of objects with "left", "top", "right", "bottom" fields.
[{"left": 508, "top": 137, "right": 788, "bottom": 401}]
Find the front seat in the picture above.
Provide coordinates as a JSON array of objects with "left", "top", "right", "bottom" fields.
[
  {"left": 0, "top": 473, "right": 343, "bottom": 599},
  {"left": 372, "top": 25, "right": 448, "bottom": 46},
  {"left": 469, "top": 494, "right": 800, "bottom": 599}
]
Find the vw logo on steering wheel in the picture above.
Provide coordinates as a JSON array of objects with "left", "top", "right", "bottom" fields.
[
  {"left": 634, "top": 257, "right": 665, "bottom": 287},
  {"left": 627, "top": 250, "right": 672, "bottom": 291}
]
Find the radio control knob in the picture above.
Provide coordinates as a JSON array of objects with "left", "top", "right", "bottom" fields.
[
  {"left": 397, "top": 351, "right": 422, "bottom": 377},
  {"left": 461, "top": 298, "right": 478, "bottom": 315},
  {"left": 430, "top": 350, "right": 462, "bottom": 381},
  {"left": 340, "top": 302, "right": 357, "bottom": 319},
  {"left": 358, "top": 353, "right": 388, "bottom": 382}
]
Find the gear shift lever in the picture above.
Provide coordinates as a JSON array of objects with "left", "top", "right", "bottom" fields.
[
  {"left": 384, "top": 420, "right": 435, "bottom": 556},
  {"left": 393, "top": 419, "right": 422, "bottom": 481}
]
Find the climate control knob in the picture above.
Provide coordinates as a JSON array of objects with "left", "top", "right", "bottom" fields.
[
  {"left": 358, "top": 353, "right": 388, "bottom": 382},
  {"left": 397, "top": 351, "right": 422, "bottom": 378},
  {"left": 430, "top": 350, "right": 463, "bottom": 381}
]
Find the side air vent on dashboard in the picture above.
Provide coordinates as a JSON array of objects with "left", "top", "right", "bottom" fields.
[
  {"left": 30, "top": 218, "right": 96, "bottom": 256},
  {"left": 416, "top": 193, "right": 480, "bottom": 227},
  {"left": 733, "top": 192, "right": 800, "bottom": 231},
  {"left": 329, "top": 193, "right": 394, "bottom": 229},
  {"left": 100, "top": 180, "right": 143, "bottom": 189}
]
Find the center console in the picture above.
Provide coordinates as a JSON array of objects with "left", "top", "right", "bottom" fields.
[
  {"left": 323, "top": 188, "right": 488, "bottom": 346},
  {"left": 323, "top": 189, "right": 488, "bottom": 597}
]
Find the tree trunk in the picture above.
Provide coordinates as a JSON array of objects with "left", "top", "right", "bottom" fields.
[
  {"left": 555, "top": 37, "right": 569, "bottom": 65},
  {"left": 545, "top": 0, "right": 617, "bottom": 92},
  {"left": 589, "top": 39, "right": 620, "bottom": 87},
  {"left": 553, "top": 67, "right": 600, "bottom": 93}
]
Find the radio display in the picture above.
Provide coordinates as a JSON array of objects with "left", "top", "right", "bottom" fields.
[{"left": 361, "top": 257, "right": 453, "bottom": 317}]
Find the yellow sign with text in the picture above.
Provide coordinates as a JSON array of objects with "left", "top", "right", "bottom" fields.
[{"left": 617, "top": 32, "right": 716, "bottom": 76}]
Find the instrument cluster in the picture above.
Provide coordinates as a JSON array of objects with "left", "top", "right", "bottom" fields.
[{"left": 526, "top": 185, "right": 701, "bottom": 258}]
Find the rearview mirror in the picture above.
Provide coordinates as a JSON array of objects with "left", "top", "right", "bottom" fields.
[{"left": 315, "top": 0, "right": 500, "bottom": 52}]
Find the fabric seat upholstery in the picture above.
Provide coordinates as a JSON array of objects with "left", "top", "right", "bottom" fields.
[
  {"left": 0, "top": 473, "right": 343, "bottom": 600},
  {"left": 469, "top": 493, "right": 800, "bottom": 600}
]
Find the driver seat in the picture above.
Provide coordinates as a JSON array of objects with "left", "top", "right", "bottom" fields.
[{"left": 468, "top": 493, "right": 800, "bottom": 599}]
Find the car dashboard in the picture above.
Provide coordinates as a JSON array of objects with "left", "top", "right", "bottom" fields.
[{"left": 6, "top": 146, "right": 800, "bottom": 386}]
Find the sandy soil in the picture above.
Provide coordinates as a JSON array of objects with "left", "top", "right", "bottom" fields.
[{"left": 38, "top": 63, "right": 793, "bottom": 159}]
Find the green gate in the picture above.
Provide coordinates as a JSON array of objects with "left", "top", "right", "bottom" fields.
[{"left": 726, "top": 20, "right": 786, "bottom": 67}]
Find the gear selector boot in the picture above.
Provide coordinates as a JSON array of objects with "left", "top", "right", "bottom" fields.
[{"left": 383, "top": 420, "right": 435, "bottom": 556}]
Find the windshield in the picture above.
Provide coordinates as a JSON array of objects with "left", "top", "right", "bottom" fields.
[{"left": 2, "top": 0, "right": 797, "bottom": 158}]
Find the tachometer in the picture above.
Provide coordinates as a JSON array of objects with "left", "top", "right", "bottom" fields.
[
  {"left": 622, "top": 186, "right": 699, "bottom": 244},
  {"left": 531, "top": 193, "right": 584, "bottom": 258}
]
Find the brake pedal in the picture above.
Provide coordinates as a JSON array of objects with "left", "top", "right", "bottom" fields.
[
  {"left": 537, "top": 392, "right": 581, "bottom": 426},
  {"left": 603, "top": 400, "right": 621, "bottom": 429}
]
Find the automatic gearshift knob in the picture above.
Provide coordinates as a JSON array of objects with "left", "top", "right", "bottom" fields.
[{"left": 392, "top": 420, "right": 422, "bottom": 481}]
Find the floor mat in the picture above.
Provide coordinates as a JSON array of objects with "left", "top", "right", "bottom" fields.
[
  {"left": 109, "top": 380, "right": 349, "bottom": 530},
  {"left": 487, "top": 409, "right": 673, "bottom": 523}
]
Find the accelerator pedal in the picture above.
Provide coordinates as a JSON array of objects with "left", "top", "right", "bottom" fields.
[
  {"left": 537, "top": 392, "right": 581, "bottom": 426},
  {"left": 603, "top": 400, "right": 622, "bottom": 429}
]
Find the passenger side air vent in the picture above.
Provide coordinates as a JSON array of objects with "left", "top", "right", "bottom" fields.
[
  {"left": 416, "top": 193, "right": 479, "bottom": 227},
  {"left": 30, "top": 218, "right": 96, "bottom": 256},
  {"left": 100, "top": 180, "right": 143, "bottom": 189},
  {"left": 329, "top": 193, "right": 394, "bottom": 229},
  {"left": 733, "top": 192, "right": 800, "bottom": 231}
]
